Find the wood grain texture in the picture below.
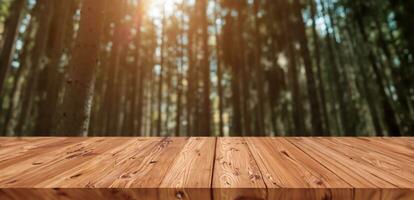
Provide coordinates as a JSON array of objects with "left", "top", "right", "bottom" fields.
[
  {"left": 0, "top": 137, "right": 413, "bottom": 200},
  {"left": 287, "top": 137, "right": 389, "bottom": 200},
  {"left": 213, "top": 137, "right": 266, "bottom": 200},
  {"left": 246, "top": 137, "right": 353, "bottom": 200},
  {"left": 160, "top": 137, "right": 216, "bottom": 200},
  {"left": 288, "top": 137, "right": 414, "bottom": 200}
]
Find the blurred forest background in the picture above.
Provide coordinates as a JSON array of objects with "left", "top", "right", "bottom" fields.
[{"left": 0, "top": 0, "right": 413, "bottom": 136}]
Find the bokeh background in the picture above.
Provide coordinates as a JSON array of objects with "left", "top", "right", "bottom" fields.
[{"left": 0, "top": 0, "right": 413, "bottom": 136}]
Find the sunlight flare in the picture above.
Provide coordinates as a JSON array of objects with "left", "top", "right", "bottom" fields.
[{"left": 147, "top": 0, "right": 184, "bottom": 19}]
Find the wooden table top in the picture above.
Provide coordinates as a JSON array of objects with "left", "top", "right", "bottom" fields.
[{"left": 0, "top": 137, "right": 413, "bottom": 200}]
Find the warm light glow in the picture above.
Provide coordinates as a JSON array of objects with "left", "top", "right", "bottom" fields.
[{"left": 147, "top": 0, "right": 184, "bottom": 19}]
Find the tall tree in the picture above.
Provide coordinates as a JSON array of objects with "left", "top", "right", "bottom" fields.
[
  {"left": 200, "top": 0, "right": 211, "bottom": 136},
  {"left": 102, "top": 0, "right": 126, "bottom": 134},
  {"left": 223, "top": 13, "right": 242, "bottom": 136},
  {"left": 156, "top": 6, "right": 166, "bottom": 136},
  {"left": 34, "top": 0, "right": 74, "bottom": 134},
  {"left": 0, "top": 0, "right": 26, "bottom": 99},
  {"left": 214, "top": 0, "right": 225, "bottom": 136},
  {"left": 57, "top": 0, "right": 108, "bottom": 136},
  {"left": 126, "top": 2, "right": 144, "bottom": 135},
  {"left": 285, "top": 1, "right": 306, "bottom": 135},
  {"left": 310, "top": 0, "right": 330, "bottom": 134},
  {"left": 293, "top": 0, "right": 324, "bottom": 135},
  {"left": 352, "top": 3, "right": 401, "bottom": 136},
  {"left": 253, "top": 0, "right": 266, "bottom": 136},
  {"left": 1, "top": 0, "right": 413, "bottom": 137}
]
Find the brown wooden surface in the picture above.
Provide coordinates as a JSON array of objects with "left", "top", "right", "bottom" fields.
[{"left": 0, "top": 137, "right": 413, "bottom": 200}]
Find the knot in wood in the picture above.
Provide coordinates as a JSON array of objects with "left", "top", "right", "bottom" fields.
[{"left": 175, "top": 191, "right": 184, "bottom": 199}]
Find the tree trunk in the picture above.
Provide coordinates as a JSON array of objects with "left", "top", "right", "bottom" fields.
[
  {"left": 0, "top": 0, "right": 26, "bottom": 97},
  {"left": 175, "top": 4, "right": 186, "bottom": 136},
  {"left": 14, "top": 0, "right": 54, "bottom": 135},
  {"left": 390, "top": 0, "right": 414, "bottom": 57},
  {"left": 102, "top": 1, "right": 126, "bottom": 135},
  {"left": 353, "top": 4, "right": 401, "bottom": 136},
  {"left": 156, "top": 7, "right": 166, "bottom": 136},
  {"left": 374, "top": 17, "right": 413, "bottom": 134},
  {"left": 2, "top": 18, "right": 35, "bottom": 135},
  {"left": 214, "top": 0, "right": 224, "bottom": 136},
  {"left": 285, "top": 2, "right": 306, "bottom": 135},
  {"left": 253, "top": 0, "right": 266, "bottom": 136},
  {"left": 56, "top": 0, "right": 107, "bottom": 136},
  {"left": 186, "top": 5, "right": 196, "bottom": 136},
  {"left": 344, "top": 23, "right": 384, "bottom": 136},
  {"left": 223, "top": 14, "right": 242, "bottom": 136},
  {"left": 200, "top": 0, "right": 211, "bottom": 136},
  {"left": 310, "top": 0, "right": 330, "bottom": 135},
  {"left": 327, "top": 0, "right": 358, "bottom": 136},
  {"left": 237, "top": 2, "right": 252, "bottom": 136},
  {"left": 127, "top": 4, "right": 143, "bottom": 135},
  {"left": 294, "top": 0, "right": 324, "bottom": 135},
  {"left": 321, "top": 1, "right": 351, "bottom": 135},
  {"left": 34, "top": 0, "right": 73, "bottom": 134}
]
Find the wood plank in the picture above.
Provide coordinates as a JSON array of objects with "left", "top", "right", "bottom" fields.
[
  {"left": 213, "top": 137, "right": 266, "bottom": 200},
  {"left": 0, "top": 137, "right": 74, "bottom": 167},
  {"left": 0, "top": 137, "right": 187, "bottom": 200},
  {"left": 330, "top": 138, "right": 414, "bottom": 170},
  {"left": 287, "top": 137, "right": 390, "bottom": 200},
  {"left": 0, "top": 137, "right": 413, "bottom": 200},
  {"left": 0, "top": 137, "right": 59, "bottom": 153},
  {"left": 358, "top": 137, "right": 414, "bottom": 160},
  {"left": 107, "top": 137, "right": 187, "bottom": 188},
  {"left": 246, "top": 137, "right": 353, "bottom": 200},
  {"left": 385, "top": 137, "right": 414, "bottom": 149},
  {"left": 160, "top": 137, "right": 216, "bottom": 200},
  {"left": 319, "top": 138, "right": 414, "bottom": 188},
  {"left": 0, "top": 137, "right": 129, "bottom": 187},
  {"left": 35, "top": 137, "right": 160, "bottom": 187},
  {"left": 0, "top": 188, "right": 171, "bottom": 200},
  {"left": 292, "top": 137, "right": 414, "bottom": 200},
  {"left": 98, "top": 137, "right": 187, "bottom": 200},
  {"left": 0, "top": 137, "right": 89, "bottom": 183}
]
